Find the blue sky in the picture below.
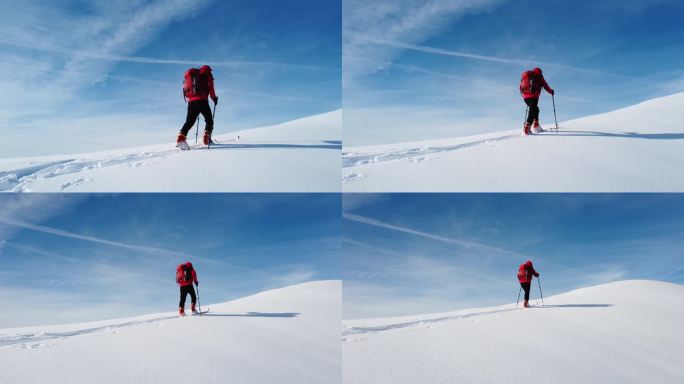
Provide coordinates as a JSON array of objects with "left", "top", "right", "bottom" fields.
[
  {"left": 343, "top": 194, "right": 684, "bottom": 319},
  {"left": 0, "top": 194, "right": 340, "bottom": 327},
  {"left": 0, "top": 0, "right": 340, "bottom": 157},
  {"left": 344, "top": 0, "right": 684, "bottom": 145}
]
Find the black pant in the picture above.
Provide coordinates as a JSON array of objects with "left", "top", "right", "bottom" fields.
[
  {"left": 524, "top": 98, "right": 539, "bottom": 125},
  {"left": 179, "top": 285, "right": 197, "bottom": 308},
  {"left": 180, "top": 100, "right": 213, "bottom": 136},
  {"left": 520, "top": 282, "right": 531, "bottom": 301}
]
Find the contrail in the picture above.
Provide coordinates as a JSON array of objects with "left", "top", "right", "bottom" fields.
[
  {"left": 0, "top": 218, "right": 291, "bottom": 278},
  {"left": 348, "top": 33, "right": 637, "bottom": 79},
  {"left": 342, "top": 212, "right": 582, "bottom": 273},
  {"left": 0, "top": 37, "right": 336, "bottom": 71},
  {"left": 0, "top": 217, "right": 186, "bottom": 257},
  {"left": 343, "top": 212, "right": 519, "bottom": 257}
]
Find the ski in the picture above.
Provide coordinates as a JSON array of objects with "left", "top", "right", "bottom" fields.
[
  {"left": 209, "top": 136, "right": 240, "bottom": 145},
  {"left": 178, "top": 136, "right": 239, "bottom": 150},
  {"left": 176, "top": 141, "right": 191, "bottom": 151}
]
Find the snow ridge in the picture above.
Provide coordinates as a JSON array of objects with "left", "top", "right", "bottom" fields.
[
  {"left": 343, "top": 280, "right": 684, "bottom": 384},
  {"left": 1, "top": 281, "right": 341, "bottom": 384},
  {"left": 342, "top": 131, "right": 518, "bottom": 169},
  {"left": 342, "top": 93, "right": 684, "bottom": 192},
  {"left": 0, "top": 111, "right": 341, "bottom": 192},
  {"left": 343, "top": 307, "right": 518, "bottom": 336},
  {"left": 0, "top": 315, "right": 178, "bottom": 348}
]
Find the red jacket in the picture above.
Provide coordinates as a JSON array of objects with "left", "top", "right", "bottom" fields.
[
  {"left": 186, "top": 65, "right": 217, "bottom": 102},
  {"left": 176, "top": 262, "right": 198, "bottom": 287},
  {"left": 517, "top": 260, "right": 539, "bottom": 283},
  {"left": 522, "top": 68, "right": 553, "bottom": 100}
]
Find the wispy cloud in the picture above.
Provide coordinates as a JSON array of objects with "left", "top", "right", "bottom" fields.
[
  {"left": 343, "top": 212, "right": 518, "bottom": 257},
  {"left": 342, "top": 238, "right": 399, "bottom": 257},
  {"left": 660, "top": 266, "right": 684, "bottom": 280},
  {"left": 0, "top": 37, "right": 335, "bottom": 71},
  {"left": 352, "top": 34, "right": 636, "bottom": 79},
  {"left": 0, "top": 216, "right": 276, "bottom": 278},
  {"left": 4, "top": 242, "right": 82, "bottom": 264},
  {"left": 344, "top": 0, "right": 505, "bottom": 78},
  {"left": 0, "top": 0, "right": 213, "bottom": 130},
  {"left": 0, "top": 195, "right": 85, "bottom": 241},
  {"left": 0, "top": 217, "right": 186, "bottom": 257}
]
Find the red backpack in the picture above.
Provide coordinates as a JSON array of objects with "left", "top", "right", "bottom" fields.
[
  {"left": 517, "top": 264, "right": 528, "bottom": 282},
  {"left": 182, "top": 68, "right": 207, "bottom": 100},
  {"left": 519, "top": 70, "right": 537, "bottom": 96},
  {"left": 176, "top": 263, "right": 193, "bottom": 284}
]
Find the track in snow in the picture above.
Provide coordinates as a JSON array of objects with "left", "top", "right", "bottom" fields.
[
  {"left": 0, "top": 315, "right": 179, "bottom": 348},
  {"left": 0, "top": 139, "right": 340, "bottom": 192},
  {"left": 342, "top": 307, "right": 519, "bottom": 337},
  {"left": 342, "top": 132, "right": 519, "bottom": 170}
]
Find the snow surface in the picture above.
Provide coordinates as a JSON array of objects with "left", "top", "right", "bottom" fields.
[
  {"left": 342, "top": 93, "right": 684, "bottom": 191},
  {"left": 0, "top": 280, "right": 341, "bottom": 384},
  {"left": 342, "top": 280, "right": 684, "bottom": 384},
  {"left": 0, "top": 111, "right": 341, "bottom": 192}
]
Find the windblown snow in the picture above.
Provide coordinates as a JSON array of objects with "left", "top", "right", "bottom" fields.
[
  {"left": 343, "top": 93, "right": 684, "bottom": 191},
  {"left": 0, "top": 111, "right": 341, "bottom": 192},
  {"left": 342, "top": 280, "right": 684, "bottom": 384},
  {"left": 0, "top": 280, "right": 341, "bottom": 384}
]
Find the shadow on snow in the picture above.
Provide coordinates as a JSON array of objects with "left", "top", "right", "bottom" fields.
[
  {"left": 210, "top": 143, "right": 340, "bottom": 150},
  {"left": 536, "top": 304, "right": 614, "bottom": 308},
  {"left": 200, "top": 312, "right": 299, "bottom": 318},
  {"left": 546, "top": 130, "right": 684, "bottom": 140}
]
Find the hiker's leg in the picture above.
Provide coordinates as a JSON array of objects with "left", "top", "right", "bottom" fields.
[
  {"left": 189, "top": 285, "right": 197, "bottom": 304},
  {"left": 179, "top": 286, "right": 189, "bottom": 308},
  {"left": 180, "top": 101, "right": 202, "bottom": 136},
  {"left": 199, "top": 100, "right": 214, "bottom": 134},
  {"left": 522, "top": 282, "right": 531, "bottom": 301},
  {"left": 525, "top": 98, "right": 539, "bottom": 125}
]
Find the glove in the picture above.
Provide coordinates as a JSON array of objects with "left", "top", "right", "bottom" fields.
[
  {"left": 550, "top": 89, "right": 555, "bottom": 96},
  {"left": 212, "top": 96, "right": 218, "bottom": 104},
  {"left": 195, "top": 281, "right": 199, "bottom": 286}
]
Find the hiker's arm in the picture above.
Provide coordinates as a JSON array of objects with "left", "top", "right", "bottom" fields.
[
  {"left": 208, "top": 78, "right": 217, "bottom": 102},
  {"left": 542, "top": 77, "right": 554, "bottom": 95}
]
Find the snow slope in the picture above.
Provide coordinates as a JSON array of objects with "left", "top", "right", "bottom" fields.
[
  {"left": 342, "top": 93, "right": 684, "bottom": 191},
  {"left": 0, "top": 111, "right": 341, "bottom": 192},
  {"left": 0, "top": 280, "right": 341, "bottom": 384},
  {"left": 342, "top": 280, "right": 684, "bottom": 384}
]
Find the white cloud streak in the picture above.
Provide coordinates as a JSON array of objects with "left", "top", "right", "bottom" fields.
[
  {"left": 344, "top": 0, "right": 505, "bottom": 78},
  {"left": 0, "top": 217, "right": 295, "bottom": 280},
  {"left": 0, "top": 37, "right": 334, "bottom": 71},
  {"left": 0, "top": 217, "right": 185, "bottom": 257},
  {"left": 352, "top": 34, "right": 636, "bottom": 79},
  {"left": 343, "top": 212, "right": 519, "bottom": 257},
  {"left": 0, "top": 0, "right": 213, "bottom": 122}
]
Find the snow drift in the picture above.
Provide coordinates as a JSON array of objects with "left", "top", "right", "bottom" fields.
[
  {"left": 0, "top": 280, "right": 341, "bottom": 384},
  {"left": 343, "top": 280, "right": 684, "bottom": 384},
  {"left": 342, "top": 93, "right": 684, "bottom": 191},
  {"left": 0, "top": 111, "right": 341, "bottom": 192}
]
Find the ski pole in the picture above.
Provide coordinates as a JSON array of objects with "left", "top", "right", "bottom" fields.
[
  {"left": 209, "top": 103, "right": 217, "bottom": 149},
  {"left": 196, "top": 283, "right": 202, "bottom": 315},
  {"left": 516, "top": 286, "right": 522, "bottom": 307},
  {"left": 524, "top": 106, "right": 529, "bottom": 127},
  {"left": 194, "top": 116, "right": 200, "bottom": 144},
  {"left": 537, "top": 277, "right": 544, "bottom": 306},
  {"left": 552, "top": 94, "right": 559, "bottom": 134}
]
